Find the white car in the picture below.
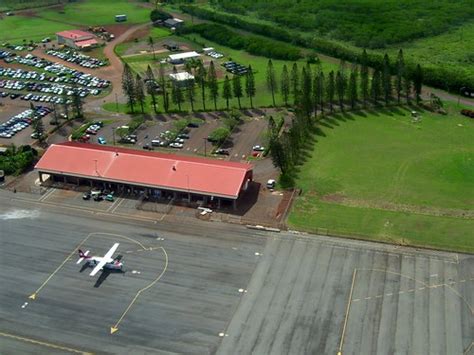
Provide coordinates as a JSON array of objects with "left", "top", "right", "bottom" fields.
[
  {"left": 169, "top": 142, "right": 183, "bottom": 148},
  {"left": 253, "top": 145, "right": 265, "bottom": 151}
]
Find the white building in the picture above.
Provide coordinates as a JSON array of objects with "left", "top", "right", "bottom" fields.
[
  {"left": 168, "top": 51, "right": 200, "bottom": 64},
  {"left": 169, "top": 72, "right": 195, "bottom": 85}
]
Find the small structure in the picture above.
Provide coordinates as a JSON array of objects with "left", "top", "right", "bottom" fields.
[
  {"left": 115, "top": 14, "right": 127, "bottom": 22},
  {"left": 56, "top": 30, "right": 98, "bottom": 50},
  {"left": 163, "top": 40, "right": 179, "bottom": 52},
  {"left": 168, "top": 51, "right": 200, "bottom": 64},
  {"left": 169, "top": 72, "right": 195, "bottom": 86},
  {"left": 163, "top": 18, "right": 184, "bottom": 29}
]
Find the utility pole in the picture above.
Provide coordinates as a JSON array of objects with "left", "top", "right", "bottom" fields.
[
  {"left": 203, "top": 138, "right": 207, "bottom": 157},
  {"left": 115, "top": 93, "right": 119, "bottom": 112}
]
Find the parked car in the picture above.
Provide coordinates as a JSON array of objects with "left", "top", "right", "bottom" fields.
[
  {"left": 215, "top": 148, "right": 230, "bottom": 155},
  {"left": 98, "top": 137, "right": 106, "bottom": 145},
  {"left": 252, "top": 145, "right": 265, "bottom": 151},
  {"left": 169, "top": 142, "right": 183, "bottom": 148}
]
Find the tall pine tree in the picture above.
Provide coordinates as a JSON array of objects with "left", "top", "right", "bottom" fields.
[
  {"left": 360, "top": 49, "right": 369, "bottom": 107},
  {"left": 196, "top": 61, "right": 207, "bottom": 111},
  {"left": 280, "top": 64, "right": 290, "bottom": 106},
  {"left": 300, "top": 67, "right": 313, "bottom": 117},
  {"left": 327, "top": 71, "right": 335, "bottom": 113},
  {"left": 348, "top": 67, "right": 358, "bottom": 110},
  {"left": 336, "top": 71, "right": 345, "bottom": 112},
  {"left": 413, "top": 64, "right": 423, "bottom": 104},
  {"left": 145, "top": 65, "right": 158, "bottom": 113},
  {"left": 371, "top": 69, "right": 382, "bottom": 105},
  {"left": 122, "top": 63, "right": 135, "bottom": 113},
  {"left": 232, "top": 74, "right": 243, "bottom": 109},
  {"left": 266, "top": 59, "right": 277, "bottom": 106},
  {"left": 382, "top": 54, "right": 392, "bottom": 105},
  {"left": 207, "top": 61, "right": 219, "bottom": 110},
  {"left": 245, "top": 65, "right": 256, "bottom": 108},
  {"left": 290, "top": 63, "right": 299, "bottom": 104},
  {"left": 396, "top": 49, "right": 405, "bottom": 104},
  {"left": 159, "top": 62, "right": 168, "bottom": 112},
  {"left": 135, "top": 74, "right": 146, "bottom": 114},
  {"left": 186, "top": 80, "right": 196, "bottom": 112},
  {"left": 222, "top": 75, "right": 232, "bottom": 110}
]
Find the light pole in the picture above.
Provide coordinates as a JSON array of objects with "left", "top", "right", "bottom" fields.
[
  {"left": 203, "top": 137, "right": 207, "bottom": 157},
  {"left": 115, "top": 93, "right": 119, "bottom": 112}
]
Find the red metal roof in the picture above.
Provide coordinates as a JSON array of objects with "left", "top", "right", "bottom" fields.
[
  {"left": 56, "top": 30, "right": 93, "bottom": 41},
  {"left": 35, "top": 142, "right": 253, "bottom": 199},
  {"left": 75, "top": 39, "right": 98, "bottom": 48}
]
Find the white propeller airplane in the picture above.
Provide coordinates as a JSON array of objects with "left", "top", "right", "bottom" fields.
[{"left": 77, "top": 243, "right": 124, "bottom": 276}]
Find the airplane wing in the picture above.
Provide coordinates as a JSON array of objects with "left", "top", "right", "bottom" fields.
[{"left": 89, "top": 243, "right": 119, "bottom": 276}]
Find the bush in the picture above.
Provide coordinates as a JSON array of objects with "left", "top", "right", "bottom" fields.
[
  {"left": 150, "top": 9, "right": 172, "bottom": 23},
  {"left": 0, "top": 145, "right": 36, "bottom": 176},
  {"left": 208, "top": 127, "right": 230, "bottom": 145}
]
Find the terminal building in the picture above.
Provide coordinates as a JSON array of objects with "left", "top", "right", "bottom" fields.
[{"left": 35, "top": 142, "right": 253, "bottom": 209}]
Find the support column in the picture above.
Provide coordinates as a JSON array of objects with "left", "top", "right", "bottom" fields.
[
  {"left": 217, "top": 198, "right": 221, "bottom": 209},
  {"left": 39, "top": 172, "right": 44, "bottom": 183},
  {"left": 233, "top": 199, "right": 237, "bottom": 211},
  {"left": 188, "top": 193, "right": 191, "bottom": 203}
]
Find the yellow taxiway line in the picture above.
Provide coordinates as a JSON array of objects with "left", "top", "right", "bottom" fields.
[
  {"left": 0, "top": 331, "right": 93, "bottom": 354},
  {"left": 110, "top": 246, "right": 168, "bottom": 334},
  {"left": 337, "top": 268, "right": 357, "bottom": 355}
]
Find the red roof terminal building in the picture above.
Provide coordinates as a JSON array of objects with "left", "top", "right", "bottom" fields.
[{"left": 35, "top": 142, "right": 253, "bottom": 209}]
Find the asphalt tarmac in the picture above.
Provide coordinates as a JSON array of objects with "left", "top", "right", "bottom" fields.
[{"left": 0, "top": 195, "right": 472, "bottom": 354}]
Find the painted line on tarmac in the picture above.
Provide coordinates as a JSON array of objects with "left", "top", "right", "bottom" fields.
[
  {"left": 337, "top": 268, "right": 357, "bottom": 355},
  {"left": 0, "top": 331, "right": 92, "bottom": 354},
  {"left": 352, "top": 271, "right": 474, "bottom": 312},
  {"left": 110, "top": 246, "right": 168, "bottom": 334},
  {"left": 38, "top": 188, "right": 56, "bottom": 202}
]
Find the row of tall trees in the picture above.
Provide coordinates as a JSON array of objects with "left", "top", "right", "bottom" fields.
[
  {"left": 268, "top": 49, "right": 423, "bottom": 118},
  {"left": 121, "top": 50, "right": 423, "bottom": 114}
]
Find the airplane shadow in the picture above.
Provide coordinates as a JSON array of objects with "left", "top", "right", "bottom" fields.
[{"left": 94, "top": 269, "right": 126, "bottom": 288}]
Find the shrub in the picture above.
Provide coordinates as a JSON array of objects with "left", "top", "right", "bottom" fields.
[{"left": 208, "top": 127, "right": 231, "bottom": 145}]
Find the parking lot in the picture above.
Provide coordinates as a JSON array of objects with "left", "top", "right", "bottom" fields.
[{"left": 96, "top": 112, "right": 271, "bottom": 160}]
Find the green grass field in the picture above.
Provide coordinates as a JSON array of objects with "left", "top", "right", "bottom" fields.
[
  {"left": 0, "top": 0, "right": 150, "bottom": 42},
  {"left": 106, "top": 33, "right": 339, "bottom": 113},
  {"left": 288, "top": 103, "right": 474, "bottom": 253}
]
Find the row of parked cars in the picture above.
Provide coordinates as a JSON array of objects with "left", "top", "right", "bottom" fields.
[
  {"left": 205, "top": 50, "right": 224, "bottom": 59},
  {"left": 46, "top": 49, "right": 107, "bottom": 69},
  {"left": 2, "top": 52, "right": 110, "bottom": 89},
  {"left": 144, "top": 131, "right": 190, "bottom": 150},
  {"left": 222, "top": 61, "right": 248, "bottom": 76},
  {"left": 0, "top": 68, "right": 103, "bottom": 99},
  {"left": 0, "top": 106, "right": 51, "bottom": 139}
]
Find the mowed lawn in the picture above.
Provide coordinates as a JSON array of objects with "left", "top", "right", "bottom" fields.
[
  {"left": 0, "top": 0, "right": 150, "bottom": 43},
  {"left": 289, "top": 104, "right": 474, "bottom": 253}
]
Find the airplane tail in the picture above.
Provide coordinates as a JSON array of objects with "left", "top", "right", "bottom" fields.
[{"left": 76, "top": 249, "right": 90, "bottom": 264}]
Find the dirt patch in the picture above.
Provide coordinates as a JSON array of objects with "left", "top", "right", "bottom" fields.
[
  {"left": 125, "top": 26, "right": 150, "bottom": 42},
  {"left": 104, "top": 24, "right": 133, "bottom": 38}
]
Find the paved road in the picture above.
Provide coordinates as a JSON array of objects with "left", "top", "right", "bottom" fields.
[{"left": 0, "top": 192, "right": 472, "bottom": 354}]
